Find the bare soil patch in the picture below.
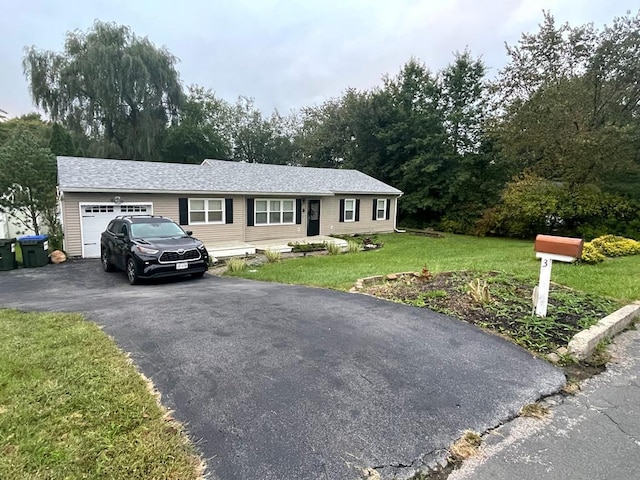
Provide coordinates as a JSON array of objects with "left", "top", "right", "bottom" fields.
[{"left": 363, "top": 270, "right": 617, "bottom": 355}]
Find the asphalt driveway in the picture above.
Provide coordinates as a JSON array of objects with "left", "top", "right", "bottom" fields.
[{"left": 0, "top": 261, "right": 566, "bottom": 479}]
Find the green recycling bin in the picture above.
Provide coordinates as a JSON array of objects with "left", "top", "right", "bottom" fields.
[
  {"left": 18, "top": 235, "right": 49, "bottom": 268},
  {"left": 0, "top": 238, "right": 17, "bottom": 271}
]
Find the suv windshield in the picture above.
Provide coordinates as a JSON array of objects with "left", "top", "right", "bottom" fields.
[{"left": 130, "top": 221, "right": 186, "bottom": 239}]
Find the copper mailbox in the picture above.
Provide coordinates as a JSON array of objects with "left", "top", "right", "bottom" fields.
[{"left": 534, "top": 234, "right": 583, "bottom": 258}]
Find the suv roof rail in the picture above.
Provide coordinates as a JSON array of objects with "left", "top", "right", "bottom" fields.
[{"left": 114, "top": 215, "right": 166, "bottom": 220}]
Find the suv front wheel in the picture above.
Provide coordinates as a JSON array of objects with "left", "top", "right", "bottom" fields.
[{"left": 126, "top": 257, "right": 140, "bottom": 285}]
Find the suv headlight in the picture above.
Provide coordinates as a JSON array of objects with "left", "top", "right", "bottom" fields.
[
  {"left": 197, "top": 243, "right": 207, "bottom": 251},
  {"left": 136, "top": 245, "right": 159, "bottom": 255}
]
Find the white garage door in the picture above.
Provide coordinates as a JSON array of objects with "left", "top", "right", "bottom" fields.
[{"left": 80, "top": 203, "right": 153, "bottom": 258}]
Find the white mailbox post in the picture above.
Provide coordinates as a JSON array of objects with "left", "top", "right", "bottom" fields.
[{"left": 534, "top": 235, "right": 584, "bottom": 317}]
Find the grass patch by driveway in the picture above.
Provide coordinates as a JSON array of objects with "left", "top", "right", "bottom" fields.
[
  {"left": 0, "top": 309, "right": 203, "bottom": 480},
  {"left": 230, "top": 233, "right": 640, "bottom": 301}
]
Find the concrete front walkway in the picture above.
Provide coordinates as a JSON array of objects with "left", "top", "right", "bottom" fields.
[{"left": 207, "top": 235, "right": 348, "bottom": 258}]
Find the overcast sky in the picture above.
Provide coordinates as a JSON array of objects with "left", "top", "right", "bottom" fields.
[{"left": 1, "top": 0, "right": 638, "bottom": 119}]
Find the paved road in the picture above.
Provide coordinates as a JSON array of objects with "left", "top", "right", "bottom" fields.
[
  {"left": 0, "top": 260, "right": 565, "bottom": 479},
  {"left": 450, "top": 328, "right": 640, "bottom": 480}
]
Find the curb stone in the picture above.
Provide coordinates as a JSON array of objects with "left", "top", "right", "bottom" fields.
[{"left": 567, "top": 302, "right": 640, "bottom": 360}]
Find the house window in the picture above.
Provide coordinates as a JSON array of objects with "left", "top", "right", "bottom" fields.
[
  {"left": 344, "top": 199, "right": 356, "bottom": 222},
  {"left": 189, "top": 198, "right": 224, "bottom": 224},
  {"left": 255, "top": 199, "right": 295, "bottom": 225},
  {"left": 376, "top": 199, "right": 387, "bottom": 220}
]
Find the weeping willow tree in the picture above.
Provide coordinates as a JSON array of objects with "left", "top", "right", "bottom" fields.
[{"left": 23, "top": 21, "right": 184, "bottom": 160}]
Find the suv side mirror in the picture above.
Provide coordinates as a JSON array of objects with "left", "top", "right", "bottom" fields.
[{"left": 186, "top": 230, "right": 193, "bottom": 236}]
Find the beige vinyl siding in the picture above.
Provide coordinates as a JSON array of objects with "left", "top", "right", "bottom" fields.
[
  {"left": 61, "top": 193, "right": 244, "bottom": 257},
  {"left": 320, "top": 196, "right": 397, "bottom": 236},
  {"left": 245, "top": 224, "right": 307, "bottom": 242}
]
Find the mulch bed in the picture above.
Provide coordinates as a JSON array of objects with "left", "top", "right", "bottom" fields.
[{"left": 362, "top": 270, "right": 617, "bottom": 355}]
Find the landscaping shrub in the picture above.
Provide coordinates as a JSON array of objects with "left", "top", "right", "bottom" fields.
[
  {"left": 477, "top": 172, "right": 640, "bottom": 240},
  {"left": 288, "top": 242, "right": 326, "bottom": 253},
  {"left": 225, "top": 257, "right": 247, "bottom": 272},
  {"left": 590, "top": 235, "right": 640, "bottom": 257},
  {"left": 467, "top": 278, "right": 491, "bottom": 304},
  {"left": 325, "top": 241, "right": 341, "bottom": 255},
  {"left": 438, "top": 208, "right": 481, "bottom": 235},
  {"left": 346, "top": 240, "right": 360, "bottom": 254},
  {"left": 579, "top": 242, "right": 606, "bottom": 264},
  {"left": 264, "top": 249, "right": 281, "bottom": 263}
]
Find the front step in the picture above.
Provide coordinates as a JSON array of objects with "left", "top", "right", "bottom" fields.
[{"left": 206, "top": 244, "right": 256, "bottom": 258}]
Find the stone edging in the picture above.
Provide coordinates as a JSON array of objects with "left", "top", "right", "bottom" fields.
[
  {"left": 349, "top": 272, "right": 420, "bottom": 293},
  {"left": 567, "top": 302, "right": 640, "bottom": 360},
  {"left": 350, "top": 272, "right": 640, "bottom": 362}
]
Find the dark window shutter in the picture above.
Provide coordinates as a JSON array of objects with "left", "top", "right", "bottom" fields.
[
  {"left": 225, "top": 198, "right": 233, "bottom": 224},
  {"left": 355, "top": 199, "right": 360, "bottom": 222},
  {"left": 339, "top": 199, "right": 345, "bottom": 222},
  {"left": 296, "top": 198, "right": 302, "bottom": 224},
  {"left": 372, "top": 199, "right": 377, "bottom": 220},
  {"left": 246, "top": 198, "right": 254, "bottom": 226},
  {"left": 386, "top": 199, "right": 391, "bottom": 220},
  {"left": 179, "top": 198, "right": 188, "bottom": 225}
]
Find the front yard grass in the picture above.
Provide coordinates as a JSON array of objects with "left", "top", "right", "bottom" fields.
[
  {"left": 0, "top": 309, "right": 203, "bottom": 480},
  {"left": 231, "top": 233, "right": 640, "bottom": 301}
]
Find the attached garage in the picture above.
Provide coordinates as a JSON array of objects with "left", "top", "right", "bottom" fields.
[{"left": 79, "top": 203, "right": 152, "bottom": 257}]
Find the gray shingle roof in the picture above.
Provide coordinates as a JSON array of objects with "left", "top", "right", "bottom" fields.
[{"left": 57, "top": 157, "right": 402, "bottom": 196}]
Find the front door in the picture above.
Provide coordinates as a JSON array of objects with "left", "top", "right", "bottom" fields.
[{"left": 307, "top": 200, "right": 320, "bottom": 236}]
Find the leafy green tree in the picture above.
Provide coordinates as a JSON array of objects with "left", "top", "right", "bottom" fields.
[
  {"left": 49, "top": 123, "right": 75, "bottom": 156},
  {"left": 492, "top": 11, "right": 640, "bottom": 192},
  {"left": 0, "top": 113, "right": 51, "bottom": 147},
  {"left": 296, "top": 89, "right": 374, "bottom": 169},
  {"left": 0, "top": 128, "right": 57, "bottom": 236},
  {"left": 230, "top": 97, "right": 297, "bottom": 165},
  {"left": 440, "top": 50, "right": 487, "bottom": 156},
  {"left": 23, "top": 21, "right": 184, "bottom": 160},
  {"left": 162, "top": 86, "right": 233, "bottom": 163},
  {"left": 376, "top": 59, "right": 452, "bottom": 220},
  {"left": 436, "top": 52, "right": 505, "bottom": 233}
]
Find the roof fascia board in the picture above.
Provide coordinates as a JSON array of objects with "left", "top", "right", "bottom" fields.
[
  {"left": 58, "top": 187, "right": 336, "bottom": 197},
  {"left": 330, "top": 191, "right": 403, "bottom": 195}
]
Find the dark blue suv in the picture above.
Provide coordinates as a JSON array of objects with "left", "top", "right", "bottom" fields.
[{"left": 100, "top": 216, "right": 209, "bottom": 284}]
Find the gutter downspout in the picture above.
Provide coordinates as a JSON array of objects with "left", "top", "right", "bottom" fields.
[
  {"left": 57, "top": 186, "right": 65, "bottom": 252},
  {"left": 393, "top": 195, "right": 405, "bottom": 233}
]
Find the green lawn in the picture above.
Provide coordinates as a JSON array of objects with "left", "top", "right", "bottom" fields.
[
  {"left": 232, "top": 233, "right": 640, "bottom": 301},
  {"left": 0, "top": 309, "right": 203, "bottom": 480}
]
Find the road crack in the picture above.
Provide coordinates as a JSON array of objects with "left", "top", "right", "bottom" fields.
[
  {"left": 369, "top": 447, "right": 450, "bottom": 478},
  {"left": 595, "top": 408, "right": 640, "bottom": 447}
]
